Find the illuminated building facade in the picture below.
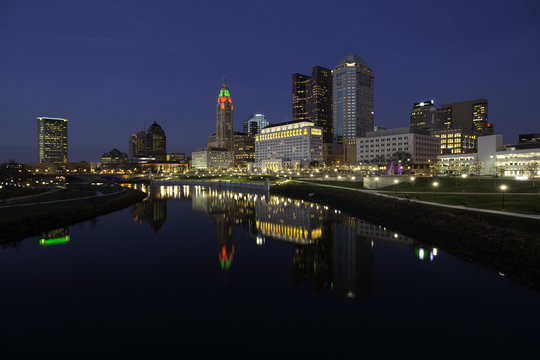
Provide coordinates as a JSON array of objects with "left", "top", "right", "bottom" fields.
[
  {"left": 255, "top": 121, "right": 323, "bottom": 170},
  {"left": 356, "top": 127, "right": 440, "bottom": 174},
  {"left": 409, "top": 100, "right": 441, "bottom": 129},
  {"left": 292, "top": 73, "right": 311, "bottom": 121},
  {"left": 37, "top": 117, "right": 68, "bottom": 163},
  {"left": 292, "top": 66, "right": 333, "bottom": 143},
  {"left": 332, "top": 55, "right": 374, "bottom": 164},
  {"left": 243, "top": 114, "right": 269, "bottom": 137},
  {"left": 519, "top": 133, "right": 540, "bottom": 144},
  {"left": 438, "top": 134, "right": 540, "bottom": 177},
  {"left": 129, "top": 131, "right": 146, "bottom": 161},
  {"left": 233, "top": 132, "right": 255, "bottom": 167},
  {"left": 101, "top": 148, "right": 128, "bottom": 166},
  {"left": 430, "top": 128, "right": 477, "bottom": 155},
  {"left": 215, "top": 81, "right": 234, "bottom": 151},
  {"left": 40, "top": 228, "right": 70, "bottom": 247},
  {"left": 308, "top": 66, "right": 333, "bottom": 143},
  {"left": 440, "top": 99, "right": 492, "bottom": 135},
  {"left": 191, "top": 148, "right": 234, "bottom": 169}
]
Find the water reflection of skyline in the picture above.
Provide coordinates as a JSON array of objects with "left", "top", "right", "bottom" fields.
[{"left": 127, "top": 184, "right": 438, "bottom": 300}]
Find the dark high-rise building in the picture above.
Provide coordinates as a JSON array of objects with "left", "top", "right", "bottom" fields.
[
  {"left": 292, "top": 73, "right": 311, "bottom": 121},
  {"left": 146, "top": 121, "right": 167, "bottom": 161},
  {"left": 519, "top": 133, "right": 540, "bottom": 143},
  {"left": 332, "top": 55, "right": 374, "bottom": 163},
  {"left": 37, "top": 117, "right": 68, "bottom": 163},
  {"left": 129, "top": 130, "right": 147, "bottom": 161},
  {"left": 308, "top": 66, "right": 333, "bottom": 143},
  {"left": 233, "top": 132, "right": 255, "bottom": 167},
  {"left": 243, "top": 114, "right": 268, "bottom": 137},
  {"left": 409, "top": 100, "right": 441, "bottom": 129},
  {"left": 440, "top": 99, "right": 491, "bottom": 134},
  {"left": 216, "top": 81, "right": 234, "bottom": 151}
]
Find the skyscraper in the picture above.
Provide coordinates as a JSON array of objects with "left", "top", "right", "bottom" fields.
[
  {"left": 332, "top": 55, "right": 374, "bottom": 164},
  {"left": 216, "top": 80, "right": 234, "bottom": 151},
  {"left": 308, "top": 66, "right": 333, "bottom": 143},
  {"left": 129, "top": 130, "right": 147, "bottom": 161},
  {"left": 409, "top": 100, "right": 440, "bottom": 129},
  {"left": 243, "top": 113, "right": 269, "bottom": 137},
  {"left": 292, "top": 73, "right": 311, "bottom": 121},
  {"left": 440, "top": 99, "right": 489, "bottom": 134},
  {"left": 146, "top": 121, "right": 167, "bottom": 161},
  {"left": 37, "top": 116, "right": 68, "bottom": 163}
]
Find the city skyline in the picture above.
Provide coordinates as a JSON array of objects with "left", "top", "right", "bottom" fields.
[{"left": 1, "top": 1, "right": 540, "bottom": 163}]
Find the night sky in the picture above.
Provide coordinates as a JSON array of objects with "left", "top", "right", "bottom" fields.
[{"left": 1, "top": 0, "right": 539, "bottom": 163}]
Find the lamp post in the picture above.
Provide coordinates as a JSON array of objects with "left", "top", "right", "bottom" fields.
[
  {"left": 500, "top": 184, "right": 507, "bottom": 211},
  {"left": 394, "top": 179, "right": 399, "bottom": 195},
  {"left": 375, "top": 177, "right": 379, "bottom": 189},
  {"left": 433, "top": 181, "right": 439, "bottom": 201},
  {"left": 410, "top": 176, "right": 415, "bottom": 191}
]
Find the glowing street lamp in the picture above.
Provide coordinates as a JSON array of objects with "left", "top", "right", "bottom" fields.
[
  {"left": 433, "top": 181, "right": 439, "bottom": 200},
  {"left": 410, "top": 176, "right": 415, "bottom": 191},
  {"left": 500, "top": 184, "right": 507, "bottom": 211},
  {"left": 375, "top": 177, "right": 379, "bottom": 189},
  {"left": 394, "top": 179, "right": 399, "bottom": 195}
]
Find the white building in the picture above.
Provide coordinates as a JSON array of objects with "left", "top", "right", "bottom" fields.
[
  {"left": 255, "top": 121, "right": 323, "bottom": 171},
  {"left": 437, "top": 134, "right": 540, "bottom": 177},
  {"left": 356, "top": 127, "right": 440, "bottom": 175},
  {"left": 191, "top": 148, "right": 234, "bottom": 170}
]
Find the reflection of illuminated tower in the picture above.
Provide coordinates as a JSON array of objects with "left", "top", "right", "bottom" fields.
[
  {"left": 216, "top": 80, "right": 234, "bottom": 151},
  {"left": 216, "top": 215, "right": 235, "bottom": 271},
  {"left": 293, "top": 219, "right": 333, "bottom": 291},
  {"left": 130, "top": 199, "right": 167, "bottom": 232},
  {"left": 40, "top": 227, "right": 70, "bottom": 247},
  {"left": 332, "top": 216, "right": 373, "bottom": 299}
]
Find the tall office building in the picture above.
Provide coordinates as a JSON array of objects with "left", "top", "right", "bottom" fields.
[
  {"left": 146, "top": 121, "right": 167, "bottom": 161},
  {"left": 409, "top": 100, "right": 441, "bottom": 129},
  {"left": 216, "top": 81, "right": 234, "bottom": 151},
  {"left": 440, "top": 99, "right": 490, "bottom": 134},
  {"left": 243, "top": 113, "right": 269, "bottom": 137},
  {"left": 129, "top": 130, "right": 147, "bottom": 160},
  {"left": 308, "top": 66, "right": 333, "bottom": 143},
  {"left": 332, "top": 55, "right": 374, "bottom": 163},
  {"left": 292, "top": 66, "right": 333, "bottom": 143},
  {"left": 292, "top": 73, "right": 311, "bottom": 121},
  {"left": 37, "top": 116, "right": 68, "bottom": 163}
]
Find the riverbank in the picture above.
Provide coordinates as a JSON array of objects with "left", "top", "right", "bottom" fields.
[
  {"left": 0, "top": 186, "right": 146, "bottom": 243},
  {"left": 271, "top": 182, "right": 540, "bottom": 289}
]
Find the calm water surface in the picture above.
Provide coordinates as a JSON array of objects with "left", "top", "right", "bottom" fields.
[{"left": 0, "top": 185, "right": 538, "bottom": 358}]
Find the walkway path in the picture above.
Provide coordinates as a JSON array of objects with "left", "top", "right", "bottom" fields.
[{"left": 295, "top": 181, "right": 540, "bottom": 220}]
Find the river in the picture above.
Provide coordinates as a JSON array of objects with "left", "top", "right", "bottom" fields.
[{"left": 0, "top": 184, "right": 538, "bottom": 358}]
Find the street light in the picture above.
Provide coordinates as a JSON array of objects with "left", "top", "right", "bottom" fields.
[
  {"left": 410, "top": 176, "right": 415, "bottom": 191},
  {"left": 394, "top": 179, "right": 399, "bottom": 195},
  {"left": 433, "top": 181, "right": 439, "bottom": 201},
  {"left": 500, "top": 184, "right": 507, "bottom": 211},
  {"left": 375, "top": 177, "right": 379, "bottom": 189}
]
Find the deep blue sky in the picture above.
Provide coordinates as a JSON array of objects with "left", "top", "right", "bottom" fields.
[{"left": 1, "top": 0, "right": 539, "bottom": 163}]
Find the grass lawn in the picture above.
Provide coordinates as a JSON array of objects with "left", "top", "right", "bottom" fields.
[
  {"left": 393, "top": 192, "right": 540, "bottom": 214},
  {"left": 379, "top": 177, "right": 540, "bottom": 193},
  {"left": 0, "top": 186, "right": 49, "bottom": 200}
]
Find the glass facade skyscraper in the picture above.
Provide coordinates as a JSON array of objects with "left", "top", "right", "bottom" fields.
[
  {"left": 243, "top": 113, "right": 269, "bottom": 137},
  {"left": 37, "top": 116, "right": 68, "bottom": 163},
  {"left": 332, "top": 55, "right": 374, "bottom": 164}
]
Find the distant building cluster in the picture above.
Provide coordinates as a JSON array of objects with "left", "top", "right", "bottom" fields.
[{"left": 25, "top": 53, "right": 538, "bottom": 180}]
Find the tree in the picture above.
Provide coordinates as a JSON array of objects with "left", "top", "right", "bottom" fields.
[
  {"left": 430, "top": 162, "right": 442, "bottom": 177},
  {"left": 470, "top": 161, "right": 484, "bottom": 176},
  {"left": 523, "top": 162, "right": 539, "bottom": 185}
]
